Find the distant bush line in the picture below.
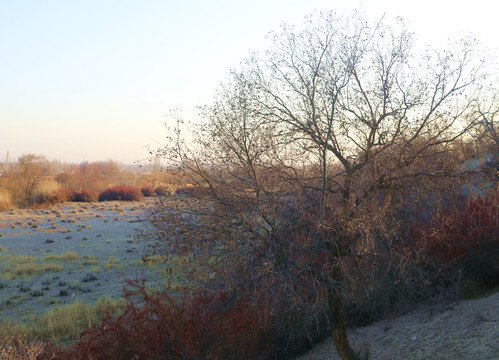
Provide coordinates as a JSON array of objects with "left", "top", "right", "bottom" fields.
[
  {"left": 98, "top": 185, "right": 144, "bottom": 202},
  {"left": 25, "top": 185, "right": 171, "bottom": 208}
]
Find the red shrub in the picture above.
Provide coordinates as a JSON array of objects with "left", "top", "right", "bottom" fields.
[
  {"left": 72, "top": 189, "right": 99, "bottom": 202},
  {"left": 98, "top": 185, "right": 144, "bottom": 202},
  {"left": 410, "top": 195, "right": 499, "bottom": 265},
  {"left": 47, "top": 281, "right": 271, "bottom": 360}
]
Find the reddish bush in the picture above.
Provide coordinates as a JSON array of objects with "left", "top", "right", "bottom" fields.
[
  {"left": 154, "top": 186, "right": 169, "bottom": 196},
  {"left": 71, "top": 188, "right": 99, "bottom": 202},
  {"left": 410, "top": 195, "right": 499, "bottom": 265},
  {"left": 98, "top": 185, "right": 144, "bottom": 202},
  {"left": 46, "top": 281, "right": 271, "bottom": 360},
  {"left": 141, "top": 186, "right": 155, "bottom": 197}
]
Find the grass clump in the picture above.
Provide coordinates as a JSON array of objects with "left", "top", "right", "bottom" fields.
[
  {"left": 82, "top": 255, "right": 98, "bottom": 265},
  {"left": 89, "top": 265, "right": 101, "bottom": 273},
  {"left": 103, "top": 257, "right": 121, "bottom": 270},
  {"left": 45, "top": 251, "right": 79, "bottom": 262},
  {"left": 45, "top": 263, "right": 64, "bottom": 272},
  {"left": 14, "top": 262, "right": 63, "bottom": 277},
  {"left": 14, "top": 255, "right": 38, "bottom": 264}
]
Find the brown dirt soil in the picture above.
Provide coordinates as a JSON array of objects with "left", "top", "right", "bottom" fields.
[{"left": 297, "top": 290, "right": 499, "bottom": 360}]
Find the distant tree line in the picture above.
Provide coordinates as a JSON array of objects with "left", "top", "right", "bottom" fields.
[{"left": 0, "top": 154, "right": 183, "bottom": 208}]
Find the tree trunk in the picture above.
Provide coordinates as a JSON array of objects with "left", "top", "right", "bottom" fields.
[{"left": 330, "top": 295, "right": 361, "bottom": 360}]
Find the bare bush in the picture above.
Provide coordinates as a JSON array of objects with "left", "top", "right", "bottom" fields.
[{"left": 0, "top": 326, "right": 45, "bottom": 360}]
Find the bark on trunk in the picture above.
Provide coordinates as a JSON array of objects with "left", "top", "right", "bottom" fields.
[{"left": 330, "top": 295, "right": 361, "bottom": 360}]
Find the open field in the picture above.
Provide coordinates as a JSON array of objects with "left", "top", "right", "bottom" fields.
[{"left": 0, "top": 199, "right": 166, "bottom": 327}]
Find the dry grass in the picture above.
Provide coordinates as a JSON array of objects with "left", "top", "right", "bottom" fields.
[
  {"left": 81, "top": 255, "right": 99, "bottom": 265},
  {"left": 45, "top": 252, "right": 79, "bottom": 262},
  {"left": 0, "top": 252, "right": 66, "bottom": 280},
  {"left": 88, "top": 265, "right": 101, "bottom": 273},
  {"left": 35, "top": 179, "right": 61, "bottom": 196},
  {"left": 0, "top": 327, "right": 45, "bottom": 360},
  {"left": 103, "top": 257, "right": 121, "bottom": 270},
  {"left": 14, "top": 262, "right": 64, "bottom": 276},
  {"left": 2, "top": 297, "right": 123, "bottom": 342},
  {"left": 0, "top": 187, "right": 14, "bottom": 210}
]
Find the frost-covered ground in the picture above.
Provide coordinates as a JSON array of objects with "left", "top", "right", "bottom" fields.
[
  {"left": 298, "top": 290, "right": 499, "bottom": 360},
  {"left": 0, "top": 199, "right": 166, "bottom": 322}
]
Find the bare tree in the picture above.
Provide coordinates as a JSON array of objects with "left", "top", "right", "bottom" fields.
[
  {"left": 148, "top": 12, "right": 491, "bottom": 360},
  {"left": 475, "top": 91, "right": 499, "bottom": 154},
  {"left": 11, "top": 154, "right": 51, "bottom": 204}
]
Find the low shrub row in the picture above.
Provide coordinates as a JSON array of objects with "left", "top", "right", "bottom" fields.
[
  {"left": 41, "top": 281, "right": 272, "bottom": 360},
  {"left": 29, "top": 188, "right": 100, "bottom": 207},
  {"left": 98, "top": 185, "right": 169, "bottom": 201},
  {"left": 27, "top": 185, "right": 172, "bottom": 208}
]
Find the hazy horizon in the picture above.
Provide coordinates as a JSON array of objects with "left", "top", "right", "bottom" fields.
[{"left": 1, "top": 0, "right": 497, "bottom": 164}]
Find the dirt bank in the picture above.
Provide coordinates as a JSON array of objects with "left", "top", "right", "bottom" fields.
[{"left": 298, "top": 290, "right": 499, "bottom": 360}]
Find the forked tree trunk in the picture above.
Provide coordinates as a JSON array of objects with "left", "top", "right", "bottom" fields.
[{"left": 330, "top": 295, "right": 361, "bottom": 360}]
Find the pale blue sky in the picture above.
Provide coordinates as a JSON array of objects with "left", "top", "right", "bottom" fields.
[{"left": 1, "top": 0, "right": 497, "bottom": 164}]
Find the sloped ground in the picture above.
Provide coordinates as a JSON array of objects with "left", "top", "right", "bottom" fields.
[{"left": 298, "top": 290, "right": 499, "bottom": 360}]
